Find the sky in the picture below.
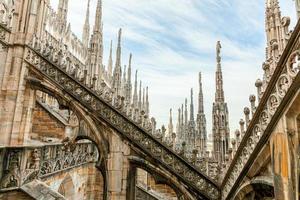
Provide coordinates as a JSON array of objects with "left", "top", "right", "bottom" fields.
[{"left": 51, "top": 0, "right": 297, "bottom": 140}]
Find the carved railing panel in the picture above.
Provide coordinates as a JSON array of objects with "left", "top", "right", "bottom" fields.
[
  {"left": 0, "top": 142, "right": 98, "bottom": 191},
  {"left": 24, "top": 45, "right": 220, "bottom": 199},
  {"left": 221, "top": 21, "right": 300, "bottom": 199}
]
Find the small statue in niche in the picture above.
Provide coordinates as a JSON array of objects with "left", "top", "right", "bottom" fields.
[{"left": 26, "top": 149, "right": 40, "bottom": 170}]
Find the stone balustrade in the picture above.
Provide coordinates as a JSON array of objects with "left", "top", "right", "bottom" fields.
[{"left": 0, "top": 141, "right": 98, "bottom": 192}]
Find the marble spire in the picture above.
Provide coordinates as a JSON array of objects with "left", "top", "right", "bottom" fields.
[
  {"left": 112, "top": 29, "right": 122, "bottom": 96},
  {"left": 190, "top": 88, "right": 194, "bottom": 121},
  {"left": 145, "top": 87, "right": 149, "bottom": 116},
  {"left": 132, "top": 70, "right": 138, "bottom": 108},
  {"left": 107, "top": 40, "right": 113, "bottom": 79},
  {"left": 82, "top": 0, "right": 90, "bottom": 48},
  {"left": 57, "top": 0, "right": 68, "bottom": 30},
  {"left": 198, "top": 72, "right": 204, "bottom": 114},
  {"left": 168, "top": 109, "right": 174, "bottom": 136},
  {"left": 138, "top": 81, "right": 142, "bottom": 111},
  {"left": 215, "top": 41, "right": 224, "bottom": 103},
  {"left": 126, "top": 54, "right": 132, "bottom": 103}
]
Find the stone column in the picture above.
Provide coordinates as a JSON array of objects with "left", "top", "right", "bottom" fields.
[
  {"left": 107, "top": 132, "right": 130, "bottom": 200},
  {"left": 270, "top": 118, "right": 295, "bottom": 200}
]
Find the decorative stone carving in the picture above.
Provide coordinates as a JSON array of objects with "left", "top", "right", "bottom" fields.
[
  {"left": 24, "top": 44, "right": 220, "bottom": 199},
  {"left": 0, "top": 142, "right": 98, "bottom": 191}
]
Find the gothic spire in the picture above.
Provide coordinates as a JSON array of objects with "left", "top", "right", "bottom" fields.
[
  {"left": 142, "top": 87, "right": 145, "bottom": 110},
  {"left": 107, "top": 40, "right": 113, "bottom": 78},
  {"left": 145, "top": 86, "right": 149, "bottom": 115},
  {"left": 94, "top": 0, "right": 102, "bottom": 33},
  {"left": 126, "top": 54, "right": 132, "bottom": 103},
  {"left": 181, "top": 104, "right": 184, "bottom": 127},
  {"left": 133, "top": 70, "right": 138, "bottom": 108},
  {"left": 184, "top": 98, "right": 188, "bottom": 127},
  {"left": 168, "top": 109, "right": 173, "bottom": 136},
  {"left": 198, "top": 72, "right": 204, "bottom": 114},
  {"left": 215, "top": 41, "right": 224, "bottom": 103},
  {"left": 115, "top": 29, "right": 122, "bottom": 71},
  {"left": 176, "top": 107, "right": 181, "bottom": 135},
  {"left": 190, "top": 88, "right": 194, "bottom": 121},
  {"left": 112, "top": 29, "right": 122, "bottom": 95},
  {"left": 57, "top": 0, "right": 69, "bottom": 30},
  {"left": 138, "top": 81, "right": 142, "bottom": 111},
  {"left": 122, "top": 65, "right": 127, "bottom": 96},
  {"left": 82, "top": 0, "right": 90, "bottom": 48}
]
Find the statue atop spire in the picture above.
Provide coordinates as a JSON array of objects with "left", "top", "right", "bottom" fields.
[
  {"left": 215, "top": 41, "right": 224, "bottom": 103},
  {"left": 212, "top": 41, "right": 230, "bottom": 166}
]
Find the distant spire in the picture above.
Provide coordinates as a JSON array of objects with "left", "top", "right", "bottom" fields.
[
  {"left": 107, "top": 40, "right": 113, "bottom": 78},
  {"left": 138, "top": 81, "right": 142, "bottom": 111},
  {"left": 184, "top": 98, "right": 188, "bottom": 126},
  {"left": 89, "top": 0, "right": 103, "bottom": 78},
  {"left": 176, "top": 108, "right": 181, "bottom": 135},
  {"left": 82, "top": 0, "right": 90, "bottom": 48},
  {"left": 142, "top": 87, "right": 145, "bottom": 110},
  {"left": 168, "top": 109, "right": 173, "bottom": 136},
  {"left": 115, "top": 29, "right": 122, "bottom": 72},
  {"left": 215, "top": 41, "right": 224, "bottom": 103},
  {"left": 133, "top": 70, "right": 138, "bottom": 108},
  {"left": 190, "top": 88, "right": 194, "bottom": 121},
  {"left": 94, "top": 0, "right": 102, "bottom": 32},
  {"left": 198, "top": 72, "right": 204, "bottom": 114},
  {"left": 112, "top": 29, "right": 122, "bottom": 95},
  {"left": 122, "top": 65, "right": 127, "bottom": 96},
  {"left": 57, "top": 0, "right": 69, "bottom": 30},
  {"left": 126, "top": 54, "right": 132, "bottom": 103},
  {"left": 145, "top": 86, "right": 149, "bottom": 115},
  {"left": 181, "top": 104, "right": 184, "bottom": 127}
]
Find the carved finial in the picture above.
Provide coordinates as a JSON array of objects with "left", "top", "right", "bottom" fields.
[{"left": 244, "top": 107, "right": 250, "bottom": 128}]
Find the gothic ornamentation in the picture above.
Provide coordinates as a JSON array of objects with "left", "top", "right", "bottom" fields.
[
  {"left": 24, "top": 44, "right": 220, "bottom": 199},
  {"left": 0, "top": 142, "right": 98, "bottom": 191}
]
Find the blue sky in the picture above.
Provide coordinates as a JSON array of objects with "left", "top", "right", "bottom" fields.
[{"left": 51, "top": 0, "right": 297, "bottom": 139}]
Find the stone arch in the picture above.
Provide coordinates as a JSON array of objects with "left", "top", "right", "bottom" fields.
[
  {"left": 58, "top": 174, "right": 75, "bottom": 199},
  {"left": 233, "top": 176, "right": 274, "bottom": 200},
  {"left": 128, "top": 156, "right": 195, "bottom": 200},
  {"left": 28, "top": 78, "right": 110, "bottom": 199}
]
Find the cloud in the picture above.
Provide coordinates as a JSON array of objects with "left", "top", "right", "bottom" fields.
[{"left": 50, "top": 0, "right": 297, "bottom": 141}]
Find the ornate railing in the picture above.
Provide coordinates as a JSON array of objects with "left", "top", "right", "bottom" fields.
[
  {"left": 221, "top": 20, "right": 300, "bottom": 199},
  {"left": 24, "top": 44, "right": 220, "bottom": 199},
  {"left": 0, "top": 141, "right": 98, "bottom": 191}
]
